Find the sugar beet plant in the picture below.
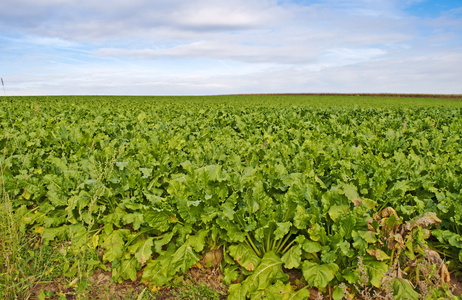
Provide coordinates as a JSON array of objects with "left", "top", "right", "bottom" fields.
[{"left": 1, "top": 96, "right": 461, "bottom": 299}]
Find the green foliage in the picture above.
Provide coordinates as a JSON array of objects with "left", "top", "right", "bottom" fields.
[
  {"left": 392, "top": 278, "right": 420, "bottom": 300},
  {"left": 2, "top": 95, "right": 462, "bottom": 299}
]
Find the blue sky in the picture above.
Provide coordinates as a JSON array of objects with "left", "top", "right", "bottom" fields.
[{"left": 0, "top": 0, "right": 461, "bottom": 95}]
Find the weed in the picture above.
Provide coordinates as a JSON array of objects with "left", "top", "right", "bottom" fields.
[{"left": 0, "top": 194, "right": 63, "bottom": 299}]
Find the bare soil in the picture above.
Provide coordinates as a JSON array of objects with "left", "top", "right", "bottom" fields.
[{"left": 29, "top": 264, "right": 228, "bottom": 299}]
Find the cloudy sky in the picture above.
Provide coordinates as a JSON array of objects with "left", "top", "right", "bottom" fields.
[{"left": 1, "top": 0, "right": 461, "bottom": 95}]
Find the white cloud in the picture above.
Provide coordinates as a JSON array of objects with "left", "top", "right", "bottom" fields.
[
  {"left": 5, "top": 50, "right": 461, "bottom": 96},
  {"left": 1, "top": 0, "right": 461, "bottom": 95},
  {"left": 0, "top": 0, "right": 286, "bottom": 40},
  {"left": 96, "top": 39, "right": 321, "bottom": 64}
]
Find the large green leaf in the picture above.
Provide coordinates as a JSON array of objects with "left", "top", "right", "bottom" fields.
[
  {"left": 392, "top": 278, "right": 420, "bottom": 300},
  {"left": 251, "top": 280, "right": 310, "bottom": 300},
  {"left": 229, "top": 251, "right": 288, "bottom": 299},
  {"left": 118, "top": 258, "right": 139, "bottom": 281},
  {"left": 122, "top": 212, "right": 144, "bottom": 230},
  {"left": 142, "top": 259, "right": 169, "bottom": 286},
  {"left": 281, "top": 245, "right": 302, "bottom": 269},
  {"left": 141, "top": 246, "right": 176, "bottom": 285},
  {"left": 46, "top": 189, "right": 68, "bottom": 207},
  {"left": 42, "top": 225, "right": 67, "bottom": 245},
  {"left": 170, "top": 241, "right": 201, "bottom": 274},
  {"left": 363, "top": 260, "right": 388, "bottom": 288},
  {"left": 154, "top": 232, "right": 174, "bottom": 253},
  {"left": 229, "top": 243, "right": 261, "bottom": 271},
  {"left": 288, "top": 287, "right": 311, "bottom": 300},
  {"left": 294, "top": 205, "right": 309, "bottom": 229},
  {"left": 302, "top": 240, "right": 322, "bottom": 253},
  {"left": 259, "top": 280, "right": 292, "bottom": 300},
  {"left": 217, "top": 217, "right": 246, "bottom": 242},
  {"left": 342, "top": 183, "right": 360, "bottom": 204},
  {"left": 144, "top": 210, "right": 172, "bottom": 232},
  {"left": 228, "top": 283, "right": 250, "bottom": 300},
  {"left": 102, "top": 229, "right": 130, "bottom": 262},
  {"left": 308, "top": 223, "right": 327, "bottom": 243},
  {"left": 188, "top": 229, "right": 209, "bottom": 252},
  {"left": 328, "top": 205, "right": 349, "bottom": 222},
  {"left": 274, "top": 222, "right": 292, "bottom": 240},
  {"left": 128, "top": 237, "right": 154, "bottom": 266},
  {"left": 301, "top": 261, "right": 339, "bottom": 289}
]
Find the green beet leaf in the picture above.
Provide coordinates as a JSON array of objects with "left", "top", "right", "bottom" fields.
[
  {"left": 46, "top": 189, "right": 68, "bottom": 207},
  {"left": 229, "top": 251, "right": 287, "bottom": 299},
  {"left": 170, "top": 241, "right": 201, "bottom": 274},
  {"left": 217, "top": 217, "right": 246, "bottom": 243},
  {"left": 392, "top": 278, "right": 420, "bottom": 300},
  {"left": 118, "top": 258, "right": 139, "bottom": 281},
  {"left": 308, "top": 223, "right": 327, "bottom": 243},
  {"left": 281, "top": 244, "right": 302, "bottom": 269},
  {"left": 141, "top": 246, "right": 176, "bottom": 286},
  {"left": 302, "top": 240, "right": 322, "bottom": 253},
  {"left": 367, "top": 248, "right": 390, "bottom": 261},
  {"left": 363, "top": 260, "right": 388, "bottom": 288},
  {"left": 228, "top": 283, "right": 249, "bottom": 300},
  {"left": 274, "top": 222, "right": 292, "bottom": 240},
  {"left": 258, "top": 280, "right": 292, "bottom": 300},
  {"left": 302, "top": 261, "right": 339, "bottom": 289},
  {"left": 42, "top": 225, "right": 67, "bottom": 245},
  {"left": 188, "top": 229, "right": 209, "bottom": 252},
  {"left": 332, "top": 285, "right": 344, "bottom": 300},
  {"left": 342, "top": 183, "right": 360, "bottom": 204},
  {"left": 252, "top": 280, "right": 309, "bottom": 300},
  {"left": 294, "top": 205, "right": 309, "bottom": 229},
  {"left": 128, "top": 237, "right": 154, "bottom": 266},
  {"left": 122, "top": 212, "right": 144, "bottom": 230},
  {"left": 289, "top": 287, "right": 311, "bottom": 300},
  {"left": 144, "top": 210, "right": 173, "bottom": 232},
  {"left": 154, "top": 232, "right": 174, "bottom": 253},
  {"left": 328, "top": 205, "right": 349, "bottom": 222},
  {"left": 229, "top": 243, "right": 261, "bottom": 271},
  {"left": 102, "top": 229, "right": 130, "bottom": 262},
  {"left": 223, "top": 265, "right": 240, "bottom": 285}
]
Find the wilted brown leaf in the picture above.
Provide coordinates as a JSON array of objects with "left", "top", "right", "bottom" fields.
[{"left": 381, "top": 207, "right": 398, "bottom": 218}]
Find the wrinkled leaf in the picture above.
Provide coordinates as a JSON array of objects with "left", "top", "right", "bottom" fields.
[
  {"left": 281, "top": 245, "right": 302, "bottom": 269},
  {"left": 102, "top": 229, "right": 130, "bottom": 262},
  {"left": 229, "top": 251, "right": 287, "bottom": 299},
  {"left": 364, "top": 260, "right": 388, "bottom": 288},
  {"left": 274, "top": 222, "right": 292, "bottom": 240},
  {"left": 302, "top": 261, "right": 339, "bottom": 289},
  {"left": 229, "top": 243, "right": 261, "bottom": 271},
  {"left": 393, "top": 278, "right": 420, "bottom": 300},
  {"left": 171, "top": 241, "right": 201, "bottom": 274}
]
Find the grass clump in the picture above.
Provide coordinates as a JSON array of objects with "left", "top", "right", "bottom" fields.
[{"left": 0, "top": 188, "right": 62, "bottom": 299}]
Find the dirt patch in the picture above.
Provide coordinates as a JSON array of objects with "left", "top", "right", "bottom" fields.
[
  {"left": 86, "top": 272, "right": 147, "bottom": 300},
  {"left": 29, "top": 277, "right": 78, "bottom": 300},
  {"left": 451, "top": 273, "right": 462, "bottom": 297},
  {"left": 28, "top": 265, "right": 227, "bottom": 299},
  {"left": 188, "top": 266, "right": 227, "bottom": 295}
]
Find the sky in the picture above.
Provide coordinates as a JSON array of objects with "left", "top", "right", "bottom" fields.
[{"left": 0, "top": 0, "right": 461, "bottom": 96}]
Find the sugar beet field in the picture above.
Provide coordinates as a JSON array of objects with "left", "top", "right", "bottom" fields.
[{"left": 1, "top": 95, "right": 462, "bottom": 299}]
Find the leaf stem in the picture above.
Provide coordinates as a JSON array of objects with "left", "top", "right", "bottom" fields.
[
  {"left": 281, "top": 238, "right": 296, "bottom": 254},
  {"left": 276, "top": 233, "right": 292, "bottom": 253},
  {"left": 272, "top": 238, "right": 278, "bottom": 251},
  {"left": 245, "top": 233, "right": 262, "bottom": 257}
]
